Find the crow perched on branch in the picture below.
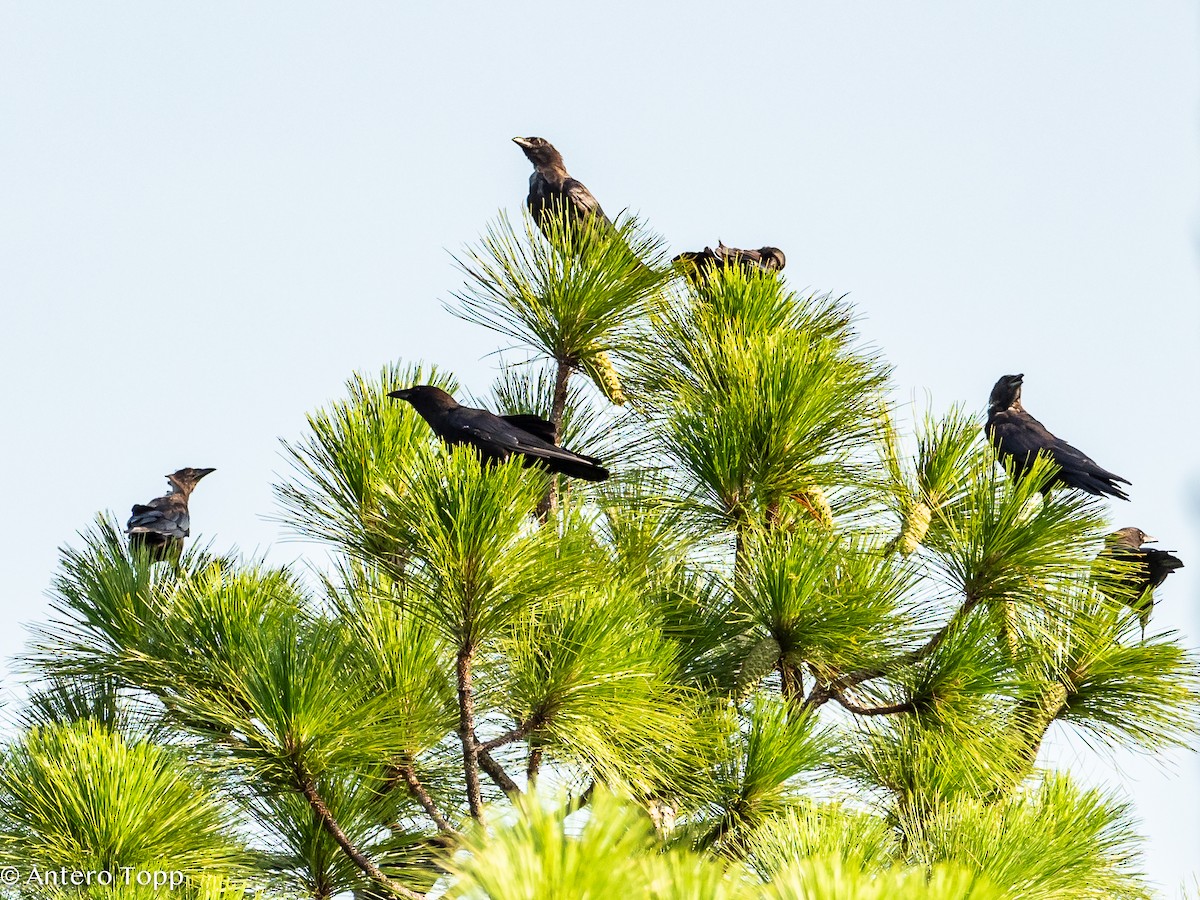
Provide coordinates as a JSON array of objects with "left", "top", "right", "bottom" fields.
[
  {"left": 673, "top": 243, "right": 786, "bottom": 282},
  {"left": 1095, "top": 526, "right": 1184, "bottom": 636},
  {"left": 126, "top": 467, "right": 216, "bottom": 560},
  {"left": 986, "top": 374, "right": 1130, "bottom": 500},
  {"left": 512, "top": 136, "right": 610, "bottom": 237},
  {"left": 389, "top": 386, "right": 609, "bottom": 482},
  {"left": 512, "top": 135, "right": 641, "bottom": 407}
]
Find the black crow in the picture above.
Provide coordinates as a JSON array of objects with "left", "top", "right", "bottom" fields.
[
  {"left": 512, "top": 136, "right": 610, "bottom": 238},
  {"left": 126, "top": 467, "right": 216, "bottom": 560},
  {"left": 986, "top": 374, "right": 1130, "bottom": 500},
  {"left": 1095, "top": 526, "right": 1184, "bottom": 636},
  {"left": 673, "top": 243, "right": 786, "bottom": 282},
  {"left": 389, "top": 386, "right": 609, "bottom": 482},
  {"left": 511, "top": 136, "right": 647, "bottom": 407}
]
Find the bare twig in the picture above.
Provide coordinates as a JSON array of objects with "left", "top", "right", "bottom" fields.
[{"left": 565, "top": 780, "right": 595, "bottom": 814}]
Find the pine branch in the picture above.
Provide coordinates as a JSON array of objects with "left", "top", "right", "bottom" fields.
[
  {"left": 476, "top": 744, "right": 521, "bottom": 795},
  {"left": 456, "top": 648, "right": 485, "bottom": 821},
  {"left": 293, "top": 763, "right": 426, "bottom": 900},
  {"left": 1014, "top": 683, "right": 1070, "bottom": 773},
  {"left": 549, "top": 357, "right": 572, "bottom": 431},
  {"left": 527, "top": 744, "right": 543, "bottom": 784},
  {"left": 802, "top": 683, "right": 831, "bottom": 712},
  {"left": 535, "top": 359, "right": 572, "bottom": 519},
  {"left": 399, "top": 763, "right": 459, "bottom": 837},
  {"left": 478, "top": 713, "right": 545, "bottom": 754},
  {"left": 830, "top": 689, "right": 917, "bottom": 716},
  {"left": 779, "top": 660, "right": 804, "bottom": 706},
  {"left": 826, "top": 595, "right": 983, "bottom": 696}
]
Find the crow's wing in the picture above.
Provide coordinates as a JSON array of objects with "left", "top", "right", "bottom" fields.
[
  {"left": 675, "top": 247, "right": 718, "bottom": 265},
  {"left": 1043, "top": 431, "right": 1130, "bottom": 498},
  {"left": 673, "top": 248, "right": 718, "bottom": 281},
  {"left": 528, "top": 175, "right": 612, "bottom": 242},
  {"left": 1143, "top": 548, "right": 1184, "bottom": 589},
  {"left": 127, "top": 498, "right": 190, "bottom": 538},
  {"left": 1094, "top": 545, "right": 1149, "bottom": 606},
  {"left": 1041, "top": 429, "right": 1127, "bottom": 478},
  {"left": 990, "top": 409, "right": 1129, "bottom": 498},
  {"left": 449, "top": 407, "right": 608, "bottom": 481},
  {"left": 988, "top": 409, "right": 1054, "bottom": 470},
  {"left": 562, "top": 177, "right": 609, "bottom": 224},
  {"left": 501, "top": 414, "right": 557, "bottom": 444},
  {"left": 715, "top": 245, "right": 761, "bottom": 267}
]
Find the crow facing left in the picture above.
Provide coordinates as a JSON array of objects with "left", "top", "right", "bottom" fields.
[
  {"left": 126, "top": 467, "right": 216, "bottom": 560},
  {"left": 512, "top": 136, "right": 610, "bottom": 239},
  {"left": 389, "top": 385, "right": 609, "bottom": 482}
]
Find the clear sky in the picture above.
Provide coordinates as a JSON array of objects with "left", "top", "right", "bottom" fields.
[{"left": 1, "top": 2, "right": 1196, "bottom": 891}]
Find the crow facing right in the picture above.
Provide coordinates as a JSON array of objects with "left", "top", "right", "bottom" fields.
[
  {"left": 389, "top": 385, "right": 609, "bottom": 482},
  {"left": 1094, "top": 526, "right": 1184, "bottom": 636},
  {"left": 126, "top": 467, "right": 216, "bottom": 560},
  {"left": 986, "top": 374, "right": 1130, "bottom": 500},
  {"left": 673, "top": 243, "right": 786, "bottom": 282}
]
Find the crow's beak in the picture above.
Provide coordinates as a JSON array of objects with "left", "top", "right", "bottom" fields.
[
  {"left": 1143, "top": 535, "right": 1158, "bottom": 544},
  {"left": 512, "top": 136, "right": 531, "bottom": 148},
  {"left": 388, "top": 389, "right": 411, "bottom": 400},
  {"left": 198, "top": 467, "right": 216, "bottom": 478},
  {"left": 1013, "top": 373, "right": 1024, "bottom": 382}
]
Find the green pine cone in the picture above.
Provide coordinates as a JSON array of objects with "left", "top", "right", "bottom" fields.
[
  {"left": 794, "top": 484, "right": 834, "bottom": 529},
  {"left": 736, "top": 635, "right": 782, "bottom": 698},
  {"left": 581, "top": 351, "right": 626, "bottom": 406},
  {"left": 892, "top": 501, "right": 933, "bottom": 555}
]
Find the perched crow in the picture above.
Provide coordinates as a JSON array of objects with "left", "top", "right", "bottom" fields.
[
  {"left": 673, "top": 243, "right": 786, "bottom": 282},
  {"left": 511, "top": 136, "right": 644, "bottom": 407},
  {"left": 1095, "top": 526, "right": 1184, "bottom": 636},
  {"left": 126, "top": 467, "right": 216, "bottom": 560},
  {"left": 389, "top": 386, "right": 609, "bottom": 482},
  {"left": 986, "top": 374, "right": 1130, "bottom": 500},
  {"left": 512, "top": 136, "right": 610, "bottom": 237}
]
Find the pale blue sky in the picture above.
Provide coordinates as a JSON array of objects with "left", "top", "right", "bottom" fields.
[{"left": 1, "top": 3, "right": 1197, "bottom": 891}]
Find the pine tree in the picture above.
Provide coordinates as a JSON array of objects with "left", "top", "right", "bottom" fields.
[{"left": 18, "top": 207, "right": 1199, "bottom": 899}]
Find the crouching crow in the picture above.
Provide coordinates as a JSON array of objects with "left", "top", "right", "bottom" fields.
[{"left": 674, "top": 243, "right": 786, "bottom": 283}]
